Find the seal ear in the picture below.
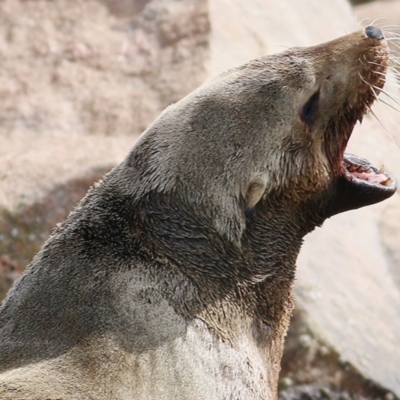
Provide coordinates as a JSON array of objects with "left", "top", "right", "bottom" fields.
[
  {"left": 213, "top": 176, "right": 267, "bottom": 246},
  {"left": 245, "top": 177, "right": 267, "bottom": 211}
]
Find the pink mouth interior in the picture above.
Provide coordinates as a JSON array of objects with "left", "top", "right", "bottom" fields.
[{"left": 351, "top": 170, "right": 390, "bottom": 185}]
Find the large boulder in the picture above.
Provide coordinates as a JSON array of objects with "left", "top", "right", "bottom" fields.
[{"left": 0, "top": 0, "right": 210, "bottom": 294}]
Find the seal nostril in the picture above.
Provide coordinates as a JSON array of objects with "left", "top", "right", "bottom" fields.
[{"left": 365, "top": 25, "right": 384, "bottom": 40}]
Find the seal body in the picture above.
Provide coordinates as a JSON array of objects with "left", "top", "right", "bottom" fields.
[{"left": 0, "top": 27, "right": 395, "bottom": 399}]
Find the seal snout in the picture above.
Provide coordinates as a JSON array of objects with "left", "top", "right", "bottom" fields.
[{"left": 364, "top": 25, "right": 384, "bottom": 40}]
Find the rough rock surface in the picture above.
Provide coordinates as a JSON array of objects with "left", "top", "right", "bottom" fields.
[
  {"left": 0, "top": 0, "right": 399, "bottom": 398},
  {"left": 0, "top": 0, "right": 209, "bottom": 211}
]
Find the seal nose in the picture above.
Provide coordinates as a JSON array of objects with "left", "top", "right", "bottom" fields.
[{"left": 365, "top": 26, "right": 384, "bottom": 40}]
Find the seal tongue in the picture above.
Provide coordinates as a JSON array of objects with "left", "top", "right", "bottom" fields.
[{"left": 350, "top": 169, "right": 390, "bottom": 185}]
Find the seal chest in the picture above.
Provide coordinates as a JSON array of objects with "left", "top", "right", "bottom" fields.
[{"left": 0, "top": 27, "right": 396, "bottom": 400}]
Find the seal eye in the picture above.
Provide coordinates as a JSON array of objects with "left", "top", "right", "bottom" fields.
[{"left": 301, "top": 90, "right": 320, "bottom": 127}]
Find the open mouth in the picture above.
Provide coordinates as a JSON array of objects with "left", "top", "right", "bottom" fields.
[
  {"left": 343, "top": 153, "right": 394, "bottom": 188},
  {"left": 332, "top": 153, "right": 396, "bottom": 216},
  {"left": 331, "top": 26, "right": 397, "bottom": 213}
]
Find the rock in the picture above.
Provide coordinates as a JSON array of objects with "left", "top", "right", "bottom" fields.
[
  {"left": 207, "top": 0, "right": 353, "bottom": 76},
  {"left": 0, "top": 255, "right": 24, "bottom": 300},
  {"left": 354, "top": 0, "right": 400, "bottom": 33},
  {"left": 0, "top": 0, "right": 210, "bottom": 298},
  {"left": 0, "top": 0, "right": 209, "bottom": 211}
]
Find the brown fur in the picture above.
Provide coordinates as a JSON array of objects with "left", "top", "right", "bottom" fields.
[{"left": 0, "top": 28, "right": 395, "bottom": 399}]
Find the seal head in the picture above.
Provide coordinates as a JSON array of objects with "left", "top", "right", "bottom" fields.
[{"left": 120, "top": 26, "right": 396, "bottom": 243}]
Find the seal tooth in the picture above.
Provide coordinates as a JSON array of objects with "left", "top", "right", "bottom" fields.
[
  {"left": 356, "top": 165, "right": 365, "bottom": 172},
  {"left": 348, "top": 164, "right": 357, "bottom": 172}
]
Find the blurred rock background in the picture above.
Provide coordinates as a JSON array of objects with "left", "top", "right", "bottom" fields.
[{"left": 0, "top": 0, "right": 399, "bottom": 398}]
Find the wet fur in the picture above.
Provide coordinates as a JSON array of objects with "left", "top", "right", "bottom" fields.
[{"left": 0, "top": 30, "right": 391, "bottom": 399}]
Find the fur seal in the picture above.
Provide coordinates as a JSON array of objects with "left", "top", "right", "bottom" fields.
[{"left": 0, "top": 26, "right": 396, "bottom": 399}]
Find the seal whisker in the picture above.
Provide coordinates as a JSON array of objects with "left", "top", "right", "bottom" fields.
[
  {"left": 383, "top": 34, "right": 400, "bottom": 39},
  {"left": 389, "top": 57, "right": 400, "bottom": 68},
  {"left": 368, "top": 60, "right": 391, "bottom": 68},
  {"left": 367, "top": 106, "right": 387, "bottom": 131},
  {"left": 384, "top": 42, "right": 400, "bottom": 54},
  {"left": 384, "top": 80, "right": 400, "bottom": 90},
  {"left": 376, "top": 95, "right": 400, "bottom": 113},
  {"left": 372, "top": 70, "right": 389, "bottom": 77},
  {"left": 371, "top": 71, "right": 388, "bottom": 85},
  {"left": 380, "top": 85, "right": 400, "bottom": 101},
  {"left": 382, "top": 25, "right": 400, "bottom": 30},
  {"left": 359, "top": 72, "right": 390, "bottom": 121},
  {"left": 375, "top": 87, "right": 400, "bottom": 107},
  {"left": 385, "top": 41, "right": 400, "bottom": 52},
  {"left": 383, "top": 30, "right": 400, "bottom": 38},
  {"left": 369, "top": 17, "right": 389, "bottom": 27},
  {"left": 387, "top": 47, "right": 400, "bottom": 55},
  {"left": 367, "top": 55, "right": 388, "bottom": 61},
  {"left": 362, "top": 78, "right": 400, "bottom": 150},
  {"left": 368, "top": 107, "right": 400, "bottom": 150},
  {"left": 356, "top": 16, "right": 370, "bottom": 29},
  {"left": 389, "top": 54, "right": 400, "bottom": 61},
  {"left": 358, "top": 72, "right": 381, "bottom": 96},
  {"left": 366, "top": 75, "right": 386, "bottom": 105},
  {"left": 379, "top": 75, "right": 400, "bottom": 90}
]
